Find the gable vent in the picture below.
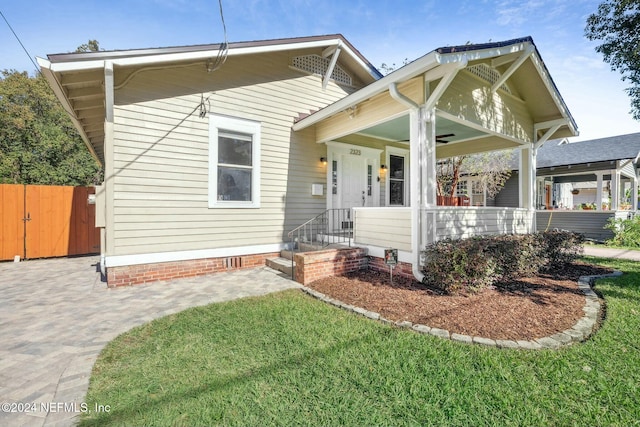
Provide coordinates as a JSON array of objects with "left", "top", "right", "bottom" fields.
[
  {"left": 292, "top": 54, "right": 353, "bottom": 86},
  {"left": 467, "top": 63, "right": 512, "bottom": 94}
]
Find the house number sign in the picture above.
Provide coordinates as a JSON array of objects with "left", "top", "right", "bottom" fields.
[
  {"left": 349, "top": 149, "right": 361, "bottom": 155},
  {"left": 384, "top": 248, "right": 398, "bottom": 284}
]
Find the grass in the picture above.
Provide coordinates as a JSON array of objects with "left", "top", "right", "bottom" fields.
[{"left": 81, "top": 257, "right": 640, "bottom": 427}]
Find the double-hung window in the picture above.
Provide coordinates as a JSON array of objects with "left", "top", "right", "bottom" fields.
[{"left": 209, "top": 115, "right": 261, "bottom": 208}]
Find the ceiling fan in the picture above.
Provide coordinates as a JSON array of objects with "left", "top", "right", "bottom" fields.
[
  {"left": 436, "top": 133, "right": 455, "bottom": 143},
  {"left": 398, "top": 133, "right": 455, "bottom": 144}
]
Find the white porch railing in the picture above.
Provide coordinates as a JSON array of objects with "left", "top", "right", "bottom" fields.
[{"left": 353, "top": 207, "right": 532, "bottom": 253}]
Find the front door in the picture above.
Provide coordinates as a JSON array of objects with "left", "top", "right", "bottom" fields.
[
  {"left": 327, "top": 142, "right": 381, "bottom": 211},
  {"left": 341, "top": 154, "right": 367, "bottom": 209}
]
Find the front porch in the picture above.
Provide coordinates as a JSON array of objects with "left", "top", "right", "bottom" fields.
[{"left": 292, "top": 37, "right": 578, "bottom": 281}]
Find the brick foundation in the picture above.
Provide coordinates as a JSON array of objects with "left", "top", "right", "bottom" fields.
[
  {"left": 368, "top": 256, "right": 415, "bottom": 280},
  {"left": 106, "top": 252, "right": 279, "bottom": 287},
  {"left": 294, "top": 247, "right": 368, "bottom": 285}
]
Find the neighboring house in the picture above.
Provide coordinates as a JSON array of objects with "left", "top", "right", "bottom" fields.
[
  {"left": 492, "top": 133, "right": 640, "bottom": 240},
  {"left": 39, "top": 35, "right": 576, "bottom": 286}
]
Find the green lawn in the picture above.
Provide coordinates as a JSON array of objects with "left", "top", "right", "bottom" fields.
[{"left": 81, "top": 257, "right": 640, "bottom": 426}]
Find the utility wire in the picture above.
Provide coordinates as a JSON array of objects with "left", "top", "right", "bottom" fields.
[
  {"left": 207, "top": 0, "right": 228, "bottom": 73},
  {"left": 0, "top": 10, "right": 40, "bottom": 74}
]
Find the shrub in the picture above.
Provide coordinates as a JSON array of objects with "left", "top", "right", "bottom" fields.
[
  {"left": 605, "top": 215, "right": 640, "bottom": 248},
  {"left": 537, "top": 230, "right": 584, "bottom": 269},
  {"left": 421, "top": 237, "right": 498, "bottom": 294},
  {"left": 421, "top": 231, "right": 584, "bottom": 294}
]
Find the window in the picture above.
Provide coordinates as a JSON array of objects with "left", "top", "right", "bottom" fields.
[
  {"left": 389, "top": 155, "right": 405, "bottom": 206},
  {"left": 209, "top": 115, "right": 261, "bottom": 208}
]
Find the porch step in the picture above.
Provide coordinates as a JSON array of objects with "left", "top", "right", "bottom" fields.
[{"left": 266, "top": 256, "right": 295, "bottom": 276}]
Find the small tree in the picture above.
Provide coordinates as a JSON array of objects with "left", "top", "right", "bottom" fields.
[{"left": 436, "top": 150, "right": 513, "bottom": 198}]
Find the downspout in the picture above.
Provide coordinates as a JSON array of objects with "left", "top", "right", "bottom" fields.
[
  {"left": 389, "top": 83, "right": 426, "bottom": 283},
  {"left": 101, "top": 60, "right": 115, "bottom": 278},
  {"left": 388, "top": 58, "right": 466, "bottom": 284}
]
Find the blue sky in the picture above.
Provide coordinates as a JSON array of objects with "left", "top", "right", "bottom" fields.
[{"left": 2, "top": 0, "right": 639, "bottom": 141}]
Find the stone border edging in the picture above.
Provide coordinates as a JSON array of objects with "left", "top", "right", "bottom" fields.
[{"left": 301, "top": 271, "right": 623, "bottom": 350}]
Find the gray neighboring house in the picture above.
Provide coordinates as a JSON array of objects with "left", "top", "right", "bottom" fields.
[{"left": 491, "top": 133, "right": 640, "bottom": 240}]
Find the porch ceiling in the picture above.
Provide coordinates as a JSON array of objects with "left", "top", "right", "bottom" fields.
[{"left": 356, "top": 113, "right": 489, "bottom": 149}]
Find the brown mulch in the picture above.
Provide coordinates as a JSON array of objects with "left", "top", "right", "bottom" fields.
[{"left": 306, "top": 262, "right": 613, "bottom": 341}]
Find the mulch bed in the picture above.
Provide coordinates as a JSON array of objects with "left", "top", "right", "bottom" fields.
[{"left": 306, "top": 262, "right": 613, "bottom": 341}]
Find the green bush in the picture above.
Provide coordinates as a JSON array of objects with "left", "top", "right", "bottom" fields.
[
  {"left": 421, "top": 231, "right": 584, "bottom": 294},
  {"left": 605, "top": 215, "right": 640, "bottom": 248},
  {"left": 538, "top": 230, "right": 585, "bottom": 269}
]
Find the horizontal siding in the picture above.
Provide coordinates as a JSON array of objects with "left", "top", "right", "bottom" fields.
[
  {"left": 433, "top": 207, "right": 531, "bottom": 240},
  {"left": 110, "top": 54, "right": 352, "bottom": 256},
  {"left": 437, "top": 71, "right": 533, "bottom": 143},
  {"left": 536, "top": 211, "right": 615, "bottom": 241},
  {"left": 353, "top": 207, "right": 531, "bottom": 253},
  {"left": 353, "top": 208, "right": 412, "bottom": 252}
]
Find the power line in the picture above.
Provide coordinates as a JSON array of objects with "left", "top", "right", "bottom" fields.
[
  {"left": 0, "top": 10, "right": 40, "bottom": 73},
  {"left": 206, "top": 0, "right": 228, "bottom": 73}
]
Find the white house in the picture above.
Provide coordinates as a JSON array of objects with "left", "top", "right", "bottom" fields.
[{"left": 39, "top": 34, "right": 577, "bottom": 286}]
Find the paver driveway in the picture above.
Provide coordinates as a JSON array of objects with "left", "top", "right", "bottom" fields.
[{"left": 0, "top": 256, "right": 300, "bottom": 426}]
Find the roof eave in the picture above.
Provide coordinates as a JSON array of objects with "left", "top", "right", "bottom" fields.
[
  {"left": 41, "top": 35, "right": 381, "bottom": 80},
  {"left": 37, "top": 57, "right": 103, "bottom": 166}
]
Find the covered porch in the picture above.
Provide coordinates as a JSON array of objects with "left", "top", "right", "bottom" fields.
[{"left": 293, "top": 37, "right": 577, "bottom": 279}]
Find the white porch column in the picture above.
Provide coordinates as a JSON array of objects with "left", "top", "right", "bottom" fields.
[
  {"left": 519, "top": 144, "right": 536, "bottom": 232},
  {"left": 611, "top": 169, "right": 620, "bottom": 211},
  {"left": 595, "top": 172, "right": 604, "bottom": 211},
  {"left": 634, "top": 172, "right": 639, "bottom": 211}
]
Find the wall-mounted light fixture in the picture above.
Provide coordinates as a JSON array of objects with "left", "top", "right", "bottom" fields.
[
  {"left": 380, "top": 164, "right": 387, "bottom": 171},
  {"left": 320, "top": 157, "right": 327, "bottom": 165}
]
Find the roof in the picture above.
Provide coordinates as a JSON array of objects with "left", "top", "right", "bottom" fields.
[
  {"left": 38, "top": 34, "right": 381, "bottom": 165},
  {"left": 293, "top": 36, "right": 578, "bottom": 140},
  {"left": 537, "top": 132, "right": 640, "bottom": 168}
]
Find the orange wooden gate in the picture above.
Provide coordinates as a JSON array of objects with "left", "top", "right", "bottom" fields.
[{"left": 0, "top": 185, "right": 99, "bottom": 261}]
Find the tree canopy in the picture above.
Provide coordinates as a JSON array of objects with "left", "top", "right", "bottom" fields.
[
  {"left": 585, "top": 0, "right": 640, "bottom": 120},
  {"left": 0, "top": 70, "right": 101, "bottom": 185},
  {"left": 436, "top": 150, "right": 513, "bottom": 199}
]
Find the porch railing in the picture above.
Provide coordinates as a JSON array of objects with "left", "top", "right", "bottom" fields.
[{"left": 287, "top": 208, "right": 353, "bottom": 277}]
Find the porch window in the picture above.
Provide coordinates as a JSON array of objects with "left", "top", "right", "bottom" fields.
[
  {"left": 389, "top": 155, "right": 405, "bottom": 205},
  {"left": 209, "top": 115, "right": 261, "bottom": 208}
]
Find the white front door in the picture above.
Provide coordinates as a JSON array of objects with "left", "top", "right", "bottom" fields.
[
  {"left": 341, "top": 154, "right": 366, "bottom": 209},
  {"left": 327, "top": 142, "right": 381, "bottom": 210}
]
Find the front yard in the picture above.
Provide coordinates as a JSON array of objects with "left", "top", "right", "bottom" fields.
[{"left": 81, "top": 257, "right": 640, "bottom": 426}]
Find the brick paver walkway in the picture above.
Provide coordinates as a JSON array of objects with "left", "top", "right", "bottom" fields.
[{"left": 0, "top": 256, "right": 300, "bottom": 426}]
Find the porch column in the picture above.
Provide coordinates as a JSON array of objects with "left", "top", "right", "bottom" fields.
[
  {"left": 595, "top": 172, "right": 604, "bottom": 211},
  {"left": 519, "top": 144, "right": 536, "bottom": 232},
  {"left": 611, "top": 169, "right": 620, "bottom": 211},
  {"left": 634, "top": 172, "right": 639, "bottom": 211},
  {"left": 410, "top": 106, "right": 436, "bottom": 248}
]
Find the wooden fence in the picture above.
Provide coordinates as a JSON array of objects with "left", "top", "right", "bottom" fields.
[{"left": 0, "top": 184, "right": 99, "bottom": 261}]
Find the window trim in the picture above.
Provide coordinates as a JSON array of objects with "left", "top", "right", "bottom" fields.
[
  {"left": 209, "top": 115, "right": 261, "bottom": 208},
  {"left": 385, "top": 147, "right": 409, "bottom": 207}
]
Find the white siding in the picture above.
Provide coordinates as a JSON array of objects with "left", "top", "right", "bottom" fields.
[
  {"left": 353, "top": 208, "right": 412, "bottom": 252},
  {"left": 353, "top": 207, "right": 531, "bottom": 253},
  {"left": 437, "top": 71, "right": 533, "bottom": 143},
  {"left": 110, "top": 52, "right": 355, "bottom": 256}
]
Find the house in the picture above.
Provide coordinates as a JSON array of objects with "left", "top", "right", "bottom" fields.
[
  {"left": 490, "top": 133, "right": 639, "bottom": 240},
  {"left": 38, "top": 34, "right": 577, "bottom": 286}
]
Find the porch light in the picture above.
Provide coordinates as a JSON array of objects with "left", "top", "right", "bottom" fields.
[
  {"left": 380, "top": 165, "right": 387, "bottom": 171},
  {"left": 320, "top": 157, "right": 327, "bottom": 165}
]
